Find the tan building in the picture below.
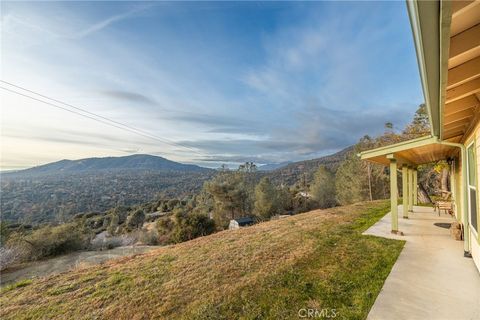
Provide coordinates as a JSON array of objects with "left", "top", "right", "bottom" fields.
[{"left": 360, "top": 0, "right": 480, "bottom": 271}]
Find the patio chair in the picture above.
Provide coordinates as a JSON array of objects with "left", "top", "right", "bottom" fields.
[{"left": 434, "top": 191, "right": 454, "bottom": 216}]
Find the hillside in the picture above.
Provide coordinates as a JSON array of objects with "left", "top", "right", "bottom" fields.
[
  {"left": 0, "top": 201, "right": 404, "bottom": 319},
  {"left": 0, "top": 155, "right": 216, "bottom": 224},
  {"left": 5, "top": 154, "right": 212, "bottom": 177},
  {"left": 0, "top": 149, "right": 353, "bottom": 224},
  {"left": 0, "top": 170, "right": 215, "bottom": 224},
  {"left": 257, "top": 161, "right": 292, "bottom": 171},
  {"left": 267, "top": 146, "right": 353, "bottom": 185}
]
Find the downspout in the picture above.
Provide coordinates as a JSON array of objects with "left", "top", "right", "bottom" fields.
[{"left": 434, "top": 137, "right": 471, "bottom": 256}]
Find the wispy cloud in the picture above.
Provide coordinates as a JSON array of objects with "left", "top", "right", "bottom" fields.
[
  {"left": 71, "top": 6, "right": 148, "bottom": 39},
  {"left": 100, "top": 90, "right": 158, "bottom": 106},
  {"left": 1, "top": 2, "right": 422, "bottom": 169}
]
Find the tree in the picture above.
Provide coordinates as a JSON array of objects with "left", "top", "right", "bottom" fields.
[
  {"left": 403, "top": 104, "right": 430, "bottom": 139},
  {"left": 126, "top": 209, "right": 145, "bottom": 230},
  {"left": 277, "top": 186, "right": 294, "bottom": 213},
  {"left": 434, "top": 161, "right": 450, "bottom": 192},
  {"left": 205, "top": 173, "right": 250, "bottom": 228},
  {"left": 335, "top": 153, "right": 369, "bottom": 205},
  {"left": 254, "top": 177, "right": 279, "bottom": 220},
  {"left": 238, "top": 162, "right": 257, "bottom": 173},
  {"left": 310, "top": 166, "right": 336, "bottom": 209}
]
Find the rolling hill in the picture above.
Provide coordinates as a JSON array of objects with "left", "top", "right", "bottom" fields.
[
  {"left": 0, "top": 201, "right": 404, "bottom": 319},
  {"left": 257, "top": 161, "right": 292, "bottom": 171},
  {"left": 267, "top": 146, "right": 353, "bottom": 185},
  {"left": 0, "top": 155, "right": 215, "bottom": 224},
  {"left": 0, "top": 149, "right": 353, "bottom": 224},
  {"left": 5, "top": 154, "right": 212, "bottom": 177}
]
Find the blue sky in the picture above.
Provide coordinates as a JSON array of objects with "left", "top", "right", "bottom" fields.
[{"left": 1, "top": 1, "right": 423, "bottom": 169}]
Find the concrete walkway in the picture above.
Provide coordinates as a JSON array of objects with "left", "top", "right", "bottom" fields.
[{"left": 364, "top": 206, "right": 480, "bottom": 320}]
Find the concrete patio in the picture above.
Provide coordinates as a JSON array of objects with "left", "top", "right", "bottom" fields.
[{"left": 364, "top": 205, "right": 480, "bottom": 320}]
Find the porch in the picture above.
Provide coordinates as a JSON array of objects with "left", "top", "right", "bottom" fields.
[{"left": 365, "top": 205, "right": 480, "bottom": 320}]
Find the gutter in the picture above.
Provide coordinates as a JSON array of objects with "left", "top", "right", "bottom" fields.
[{"left": 434, "top": 137, "right": 471, "bottom": 256}]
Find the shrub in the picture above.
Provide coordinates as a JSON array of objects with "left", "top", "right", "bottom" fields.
[
  {"left": 137, "top": 229, "right": 160, "bottom": 245},
  {"left": 126, "top": 209, "right": 145, "bottom": 230},
  {"left": 9, "top": 223, "right": 90, "bottom": 260},
  {"left": 0, "top": 246, "right": 29, "bottom": 270},
  {"left": 108, "top": 213, "right": 120, "bottom": 235},
  {"left": 90, "top": 233, "right": 136, "bottom": 250},
  {"left": 171, "top": 211, "right": 216, "bottom": 243}
]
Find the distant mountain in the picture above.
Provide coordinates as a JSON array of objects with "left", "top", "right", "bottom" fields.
[
  {"left": 267, "top": 146, "right": 354, "bottom": 185},
  {"left": 5, "top": 154, "right": 212, "bottom": 177},
  {"left": 0, "top": 150, "right": 353, "bottom": 224},
  {"left": 1, "top": 155, "right": 215, "bottom": 224},
  {"left": 258, "top": 161, "right": 292, "bottom": 171}
]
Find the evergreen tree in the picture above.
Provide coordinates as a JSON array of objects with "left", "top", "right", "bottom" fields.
[
  {"left": 310, "top": 166, "right": 336, "bottom": 208},
  {"left": 254, "top": 177, "right": 278, "bottom": 220},
  {"left": 335, "top": 153, "right": 369, "bottom": 205},
  {"left": 403, "top": 104, "right": 430, "bottom": 139},
  {"left": 205, "top": 172, "right": 249, "bottom": 228}
]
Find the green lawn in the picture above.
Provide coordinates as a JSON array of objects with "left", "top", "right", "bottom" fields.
[{"left": 0, "top": 201, "right": 404, "bottom": 320}]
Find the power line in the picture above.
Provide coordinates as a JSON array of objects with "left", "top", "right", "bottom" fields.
[{"left": 0, "top": 81, "right": 206, "bottom": 157}]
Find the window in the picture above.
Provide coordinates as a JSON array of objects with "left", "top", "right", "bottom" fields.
[{"left": 467, "top": 143, "right": 477, "bottom": 233}]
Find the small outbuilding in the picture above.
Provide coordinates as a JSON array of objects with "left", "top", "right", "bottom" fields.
[{"left": 229, "top": 217, "right": 255, "bottom": 230}]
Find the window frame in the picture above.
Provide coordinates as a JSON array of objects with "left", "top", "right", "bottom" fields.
[{"left": 466, "top": 141, "right": 478, "bottom": 236}]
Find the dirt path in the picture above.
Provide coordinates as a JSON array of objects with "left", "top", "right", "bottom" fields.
[{"left": 0, "top": 246, "right": 158, "bottom": 286}]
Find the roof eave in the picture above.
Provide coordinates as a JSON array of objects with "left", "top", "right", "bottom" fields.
[
  {"left": 358, "top": 135, "right": 438, "bottom": 160},
  {"left": 406, "top": 0, "right": 442, "bottom": 138}
]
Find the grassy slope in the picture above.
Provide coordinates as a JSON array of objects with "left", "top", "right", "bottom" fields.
[{"left": 0, "top": 201, "right": 404, "bottom": 320}]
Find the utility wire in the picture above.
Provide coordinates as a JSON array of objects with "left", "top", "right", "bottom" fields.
[{"left": 0, "top": 81, "right": 206, "bottom": 158}]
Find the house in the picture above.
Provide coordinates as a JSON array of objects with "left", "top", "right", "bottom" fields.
[
  {"left": 359, "top": 1, "right": 480, "bottom": 272},
  {"left": 229, "top": 217, "right": 255, "bottom": 230}
]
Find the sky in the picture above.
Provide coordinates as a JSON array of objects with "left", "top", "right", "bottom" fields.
[{"left": 0, "top": 1, "right": 424, "bottom": 170}]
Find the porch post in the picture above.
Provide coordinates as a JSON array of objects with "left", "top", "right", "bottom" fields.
[
  {"left": 402, "top": 165, "right": 409, "bottom": 218},
  {"left": 413, "top": 168, "right": 418, "bottom": 206},
  {"left": 408, "top": 167, "right": 414, "bottom": 212},
  {"left": 390, "top": 158, "right": 399, "bottom": 232}
]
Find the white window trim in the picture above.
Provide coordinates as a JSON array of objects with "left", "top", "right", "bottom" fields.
[{"left": 466, "top": 141, "right": 478, "bottom": 237}]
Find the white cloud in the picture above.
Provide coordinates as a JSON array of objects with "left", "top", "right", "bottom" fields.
[{"left": 0, "top": 2, "right": 422, "bottom": 169}]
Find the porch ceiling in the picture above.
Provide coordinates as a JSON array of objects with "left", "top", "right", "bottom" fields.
[
  {"left": 443, "top": 1, "right": 480, "bottom": 142},
  {"left": 359, "top": 136, "right": 458, "bottom": 166}
]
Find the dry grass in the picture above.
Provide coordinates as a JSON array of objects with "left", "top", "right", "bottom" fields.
[{"left": 0, "top": 201, "right": 404, "bottom": 320}]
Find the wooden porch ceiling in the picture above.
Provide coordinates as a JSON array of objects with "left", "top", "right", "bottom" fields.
[
  {"left": 359, "top": 136, "right": 458, "bottom": 167},
  {"left": 444, "top": 0, "right": 480, "bottom": 142}
]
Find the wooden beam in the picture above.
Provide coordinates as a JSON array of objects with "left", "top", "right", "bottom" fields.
[
  {"left": 461, "top": 106, "right": 480, "bottom": 143},
  {"left": 452, "top": 1, "right": 475, "bottom": 15},
  {"left": 445, "top": 78, "right": 480, "bottom": 103},
  {"left": 444, "top": 121, "right": 469, "bottom": 132},
  {"left": 449, "top": 23, "right": 480, "bottom": 68},
  {"left": 451, "top": 1, "right": 480, "bottom": 36},
  {"left": 444, "top": 95, "right": 479, "bottom": 116},
  {"left": 444, "top": 108, "right": 475, "bottom": 124},
  {"left": 444, "top": 129, "right": 467, "bottom": 139},
  {"left": 447, "top": 56, "right": 480, "bottom": 89},
  {"left": 386, "top": 153, "right": 414, "bottom": 167}
]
